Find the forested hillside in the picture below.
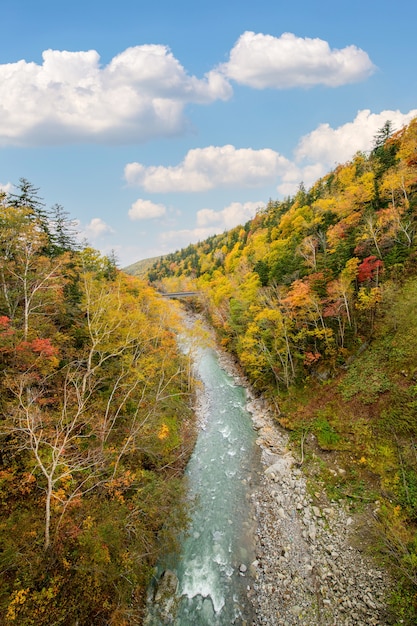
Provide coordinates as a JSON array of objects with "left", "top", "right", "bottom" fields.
[
  {"left": 0, "top": 183, "right": 194, "bottom": 624},
  {"left": 147, "top": 118, "right": 417, "bottom": 621}
]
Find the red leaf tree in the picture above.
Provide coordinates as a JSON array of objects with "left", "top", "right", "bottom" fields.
[{"left": 357, "top": 256, "right": 383, "bottom": 283}]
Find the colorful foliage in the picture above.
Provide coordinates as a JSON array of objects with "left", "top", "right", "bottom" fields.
[
  {"left": 357, "top": 256, "right": 384, "bottom": 283},
  {"left": 139, "top": 118, "right": 417, "bottom": 620},
  {"left": 0, "top": 202, "right": 193, "bottom": 623}
]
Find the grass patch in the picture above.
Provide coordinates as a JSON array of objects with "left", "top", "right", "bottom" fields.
[
  {"left": 339, "top": 354, "right": 391, "bottom": 404},
  {"left": 313, "top": 415, "right": 341, "bottom": 450}
]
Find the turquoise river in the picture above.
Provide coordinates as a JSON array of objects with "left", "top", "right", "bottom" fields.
[{"left": 145, "top": 339, "right": 261, "bottom": 625}]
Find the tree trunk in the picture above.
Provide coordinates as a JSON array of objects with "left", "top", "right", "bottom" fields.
[{"left": 45, "top": 478, "right": 52, "bottom": 550}]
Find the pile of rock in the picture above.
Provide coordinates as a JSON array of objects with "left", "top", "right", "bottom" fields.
[{"left": 246, "top": 394, "right": 392, "bottom": 626}]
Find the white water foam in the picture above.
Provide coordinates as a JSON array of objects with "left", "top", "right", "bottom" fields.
[{"left": 180, "top": 555, "right": 225, "bottom": 613}]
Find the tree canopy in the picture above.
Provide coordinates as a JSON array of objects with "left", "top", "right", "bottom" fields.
[{"left": 0, "top": 194, "right": 194, "bottom": 624}]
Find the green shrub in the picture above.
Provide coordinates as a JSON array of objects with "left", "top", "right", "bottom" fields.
[{"left": 313, "top": 416, "right": 341, "bottom": 450}]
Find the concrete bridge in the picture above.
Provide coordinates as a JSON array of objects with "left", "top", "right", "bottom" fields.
[{"left": 160, "top": 291, "right": 200, "bottom": 299}]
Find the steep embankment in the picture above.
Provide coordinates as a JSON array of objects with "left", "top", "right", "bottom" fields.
[
  {"left": 248, "top": 394, "right": 392, "bottom": 626},
  {"left": 215, "top": 345, "right": 392, "bottom": 625}
]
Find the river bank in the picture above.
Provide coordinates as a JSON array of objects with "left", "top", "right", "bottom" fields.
[{"left": 215, "top": 348, "right": 393, "bottom": 626}]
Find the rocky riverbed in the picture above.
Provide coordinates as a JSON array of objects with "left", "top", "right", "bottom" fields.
[
  {"left": 215, "top": 348, "right": 393, "bottom": 626},
  {"left": 245, "top": 391, "right": 393, "bottom": 626}
]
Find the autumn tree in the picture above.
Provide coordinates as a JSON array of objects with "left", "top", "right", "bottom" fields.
[
  {"left": 357, "top": 256, "right": 383, "bottom": 284},
  {"left": 239, "top": 304, "right": 295, "bottom": 390},
  {"left": 0, "top": 196, "right": 193, "bottom": 623},
  {"left": 297, "top": 234, "right": 319, "bottom": 271},
  {"left": 6, "top": 265, "right": 190, "bottom": 550},
  {"left": 324, "top": 257, "right": 359, "bottom": 346},
  {"left": 0, "top": 206, "right": 69, "bottom": 341}
]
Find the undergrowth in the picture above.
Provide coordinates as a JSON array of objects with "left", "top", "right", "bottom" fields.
[{"left": 278, "top": 277, "right": 417, "bottom": 624}]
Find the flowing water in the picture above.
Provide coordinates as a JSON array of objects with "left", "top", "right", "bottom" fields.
[{"left": 145, "top": 341, "right": 260, "bottom": 625}]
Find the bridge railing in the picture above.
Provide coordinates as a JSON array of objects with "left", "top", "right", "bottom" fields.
[{"left": 159, "top": 291, "right": 199, "bottom": 298}]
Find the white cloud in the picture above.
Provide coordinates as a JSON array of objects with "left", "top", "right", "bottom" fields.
[
  {"left": 295, "top": 108, "right": 417, "bottom": 167},
  {"left": 0, "top": 33, "right": 377, "bottom": 146},
  {"left": 82, "top": 217, "right": 114, "bottom": 239},
  {"left": 197, "top": 201, "right": 264, "bottom": 229},
  {"left": 0, "top": 182, "right": 13, "bottom": 194},
  {"left": 160, "top": 227, "right": 220, "bottom": 248},
  {"left": 124, "top": 145, "right": 291, "bottom": 192},
  {"left": 128, "top": 199, "right": 167, "bottom": 220},
  {"left": 272, "top": 108, "right": 417, "bottom": 196},
  {"left": 220, "top": 31, "right": 375, "bottom": 89},
  {"left": 159, "top": 200, "right": 264, "bottom": 251},
  {"left": 0, "top": 46, "right": 231, "bottom": 146},
  {"left": 126, "top": 107, "right": 417, "bottom": 203}
]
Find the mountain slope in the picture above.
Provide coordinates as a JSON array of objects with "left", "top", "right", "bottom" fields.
[{"left": 146, "top": 117, "right": 417, "bottom": 622}]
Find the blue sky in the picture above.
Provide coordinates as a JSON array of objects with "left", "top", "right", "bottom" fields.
[{"left": 1, "top": 0, "right": 416, "bottom": 267}]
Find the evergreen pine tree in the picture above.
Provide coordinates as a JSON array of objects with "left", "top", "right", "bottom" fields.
[
  {"left": 7, "top": 178, "right": 51, "bottom": 238},
  {"left": 49, "top": 203, "right": 79, "bottom": 255}
]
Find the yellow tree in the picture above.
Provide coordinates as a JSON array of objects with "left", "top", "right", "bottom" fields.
[
  {"left": 355, "top": 285, "right": 383, "bottom": 335},
  {"left": 397, "top": 116, "right": 417, "bottom": 168},
  {"left": 239, "top": 306, "right": 295, "bottom": 390},
  {"left": 0, "top": 206, "right": 67, "bottom": 340},
  {"left": 379, "top": 163, "right": 416, "bottom": 248},
  {"left": 325, "top": 258, "right": 360, "bottom": 346},
  {"left": 297, "top": 235, "right": 319, "bottom": 270},
  {"left": 282, "top": 277, "right": 335, "bottom": 364},
  {"left": 199, "top": 269, "right": 233, "bottom": 331},
  {"left": 4, "top": 266, "right": 188, "bottom": 551}
]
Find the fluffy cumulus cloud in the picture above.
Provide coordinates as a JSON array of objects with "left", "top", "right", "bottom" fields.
[
  {"left": 295, "top": 108, "right": 417, "bottom": 167},
  {"left": 80, "top": 217, "right": 114, "bottom": 241},
  {"left": 271, "top": 108, "right": 417, "bottom": 196},
  {"left": 159, "top": 200, "right": 264, "bottom": 250},
  {"left": 128, "top": 199, "right": 167, "bottom": 220},
  {"left": 124, "top": 145, "right": 291, "bottom": 192},
  {"left": 0, "top": 46, "right": 231, "bottom": 146},
  {"left": 197, "top": 201, "right": 265, "bottom": 229},
  {"left": 125, "top": 107, "right": 417, "bottom": 201},
  {"left": 220, "top": 31, "right": 375, "bottom": 89},
  {"left": 0, "top": 33, "right": 376, "bottom": 145}
]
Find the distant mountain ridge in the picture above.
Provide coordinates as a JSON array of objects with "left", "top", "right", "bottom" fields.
[{"left": 123, "top": 255, "right": 162, "bottom": 276}]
